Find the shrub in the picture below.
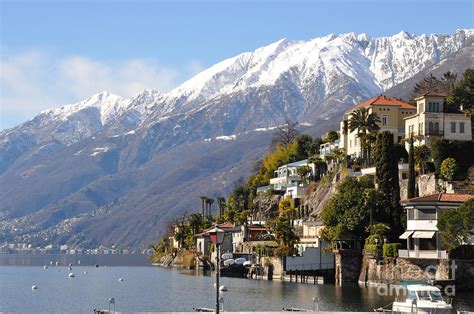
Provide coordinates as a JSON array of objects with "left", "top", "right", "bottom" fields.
[
  {"left": 432, "top": 139, "right": 474, "bottom": 180},
  {"left": 383, "top": 243, "right": 401, "bottom": 258},
  {"left": 440, "top": 158, "right": 458, "bottom": 181},
  {"left": 364, "top": 244, "right": 382, "bottom": 257},
  {"left": 449, "top": 245, "right": 474, "bottom": 259},
  {"left": 438, "top": 199, "right": 474, "bottom": 250}
]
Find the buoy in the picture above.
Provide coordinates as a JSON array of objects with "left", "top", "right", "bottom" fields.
[
  {"left": 118, "top": 278, "right": 124, "bottom": 282},
  {"left": 55, "top": 261, "right": 59, "bottom": 266},
  {"left": 95, "top": 264, "right": 99, "bottom": 268},
  {"left": 219, "top": 285, "right": 227, "bottom": 292},
  {"left": 43, "top": 265, "right": 48, "bottom": 269},
  {"left": 83, "top": 271, "right": 87, "bottom": 274},
  {"left": 68, "top": 272, "right": 75, "bottom": 278},
  {"left": 32, "top": 285, "right": 38, "bottom": 290}
]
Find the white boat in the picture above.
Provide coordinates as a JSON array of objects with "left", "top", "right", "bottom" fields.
[{"left": 392, "top": 284, "right": 452, "bottom": 313}]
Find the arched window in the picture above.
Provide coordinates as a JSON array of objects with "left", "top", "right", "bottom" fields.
[
  {"left": 434, "top": 122, "right": 440, "bottom": 134},
  {"left": 428, "top": 122, "right": 434, "bottom": 134}
]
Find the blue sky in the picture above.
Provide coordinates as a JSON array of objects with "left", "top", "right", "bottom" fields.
[{"left": 1, "top": 0, "right": 473, "bottom": 130}]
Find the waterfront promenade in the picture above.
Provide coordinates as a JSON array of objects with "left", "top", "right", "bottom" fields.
[{"left": 94, "top": 311, "right": 376, "bottom": 314}]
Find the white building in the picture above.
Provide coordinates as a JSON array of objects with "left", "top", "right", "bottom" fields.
[
  {"left": 269, "top": 159, "right": 315, "bottom": 199},
  {"left": 404, "top": 92, "right": 472, "bottom": 149},
  {"left": 399, "top": 193, "right": 474, "bottom": 259},
  {"left": 286, "top": 221, "right": 334, "bottom": 271},
  {"left": 319, "top": 139, "right": 340, "bottom": 159}
]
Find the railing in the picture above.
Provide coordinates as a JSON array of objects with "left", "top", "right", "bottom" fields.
[
  {"left": 285, "top": 262, "right": 334, "bottom": 271},
  {"left": 425, "top": 130, "right": 444, "bottom": 136},
  {"left": 398, "top": 250, "right": 448, "bottom": 259}
]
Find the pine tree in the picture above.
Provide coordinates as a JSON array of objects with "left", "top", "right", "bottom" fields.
[
  {"left": 407, "top": 137, "right": 416, "bottom": 199},
  {"left": 375, "top": 131, "right": 403, "bottom": 239}
]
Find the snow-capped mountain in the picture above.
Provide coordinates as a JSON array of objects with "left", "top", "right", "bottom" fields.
[{"left": 0, "top": 30, "right": 472, "bottom": 247}]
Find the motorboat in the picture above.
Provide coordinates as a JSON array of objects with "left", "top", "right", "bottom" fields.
[{"left": 392, "top": 283, "right": 452, "bottom": 313}]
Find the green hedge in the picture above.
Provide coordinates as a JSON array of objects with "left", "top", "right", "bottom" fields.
[
  {"left": 450, "top": 245, "right": 474, "bottom": 259},
  {"left": 383, "top": 243, "right": 401, "bottom": 258},
  {"left": 364, "top": 244, "right": 382, "bottom": 257},
  {"left": 432, "top": 140, "right": 474, "bottom": 180}
]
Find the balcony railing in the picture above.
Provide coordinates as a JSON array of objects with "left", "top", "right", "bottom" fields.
[
  {"left": 425, "top": 130, "right": 444, "bottom": 136},
  {"left": 398, "top": 249, "right": 448, "bottom": 259}
]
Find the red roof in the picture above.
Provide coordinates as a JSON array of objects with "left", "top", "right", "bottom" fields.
[
  {"left": 401, "top": 193, "right": 474, "bottom": 204},
  {"left": 347, "top": 95, "right": 416, "bottom": 112}
]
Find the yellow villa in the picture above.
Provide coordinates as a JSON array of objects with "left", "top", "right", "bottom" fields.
[{"left": 340, "top": 95, "right": 417, "bottom": 157}]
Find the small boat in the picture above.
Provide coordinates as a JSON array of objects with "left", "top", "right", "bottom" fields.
[
  {"left": 392, "top": 283, "right": 452, "bottom": 313},
  {"left": 221, "top": 253, "right": 233, "bottom": 260},
  {"left": 68, "top": 272, "right": 75, "bottom": 278}
]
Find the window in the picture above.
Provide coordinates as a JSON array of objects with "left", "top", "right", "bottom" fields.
[
  {"left": 418, "top": 123, "right": 423, "bottom": 135},
  {"left": 460, "top": 122, "right": 465, "bottom": 133},
  {"left": 451, "top": 122, "right": 456, "bottom": 133},
  {"left": 349, "top": 140, "right": 352, "bottom": 148},
  {"left": 417, "top": 208, "right": 436, "bottom": 220},
  {"left": 434, "top": 122, "right": 439, "bottom": 134},
  {"left": 435, "top": 103, "right": 439, "bottom": 112},
  {"left": 382, "top": 115, "right": 388, "bottom": 126},
  {"left": 428, "top": 122, "right": 434, "bottom": 134}
]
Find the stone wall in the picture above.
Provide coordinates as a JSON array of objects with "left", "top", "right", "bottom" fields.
[
  {"left": 334, "top": 249, "right": 362, "bottom": 282},
  {"left": 263, "top": 256, "right": 284, "bottom": 280},
  {"left": 400, "top": 173, "right": 437, "bottom": 200},
  {"left": 359, "top": 256, "right": 449, "bottom": 285}
]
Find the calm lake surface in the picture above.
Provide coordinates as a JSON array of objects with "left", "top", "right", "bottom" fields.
[{"left": 0, "top": 255, "right": 473, "bottom": 313}]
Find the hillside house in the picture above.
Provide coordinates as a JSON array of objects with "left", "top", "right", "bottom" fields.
[
  {"left": 399, "top": 193, "right": 474, "bottom": 259},
  {"left": 404, "top": 92, "right": 472, "bottom": 149},
  {"left": 269, "top": 159, "right": 315, "bottom": 199},
  {"left": 340, "top": 95, "right": 416, "bottom": 158}
]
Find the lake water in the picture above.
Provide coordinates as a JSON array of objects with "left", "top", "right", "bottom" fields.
[{"left": 1, "top": 256, "right": 473, "bottom": 313}]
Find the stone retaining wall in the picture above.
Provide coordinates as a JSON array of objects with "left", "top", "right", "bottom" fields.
[
  {"left": 334, "top": 249, "right": 362, "bottom": 282},
  {"left": 359, "top": 256, "right": 449, "bottom": 285}
]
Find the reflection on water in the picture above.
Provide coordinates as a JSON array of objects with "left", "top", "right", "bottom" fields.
[
  {"left": 0, "top": 253, "right": 149, "bottom": 266},
  {"left": 0, "top": 261, "right": 473, "bottom": 313}
]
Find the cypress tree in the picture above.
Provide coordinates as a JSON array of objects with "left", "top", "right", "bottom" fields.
[
  {"left": 407, "top": 137, "right": 416, "bottom": 199},
  {"left": 375, "top": 131, "right": 403, "bottom": 239}
]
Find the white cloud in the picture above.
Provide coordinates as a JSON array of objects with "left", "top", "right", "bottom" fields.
[{"left": 0, "top": 51, "right": 198, "bottom": 130}]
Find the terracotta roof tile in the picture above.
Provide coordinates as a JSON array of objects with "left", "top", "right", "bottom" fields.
[
  {"left": 401, "top": 193, "right": 474, "bottom": 204},
  {"left": 347, "top": 95, "right": 416, "bottom": 112}
]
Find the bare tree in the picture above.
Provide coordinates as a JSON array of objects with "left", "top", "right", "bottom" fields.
[{"left": 271, "top": 119, "right": 300, "bottom": 148}]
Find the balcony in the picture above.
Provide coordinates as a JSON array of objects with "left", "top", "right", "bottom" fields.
[
  {"left": 425, "top": 130, "right": 444, "bottom": 136},
  {"left": 398, "top": 249, "right": 448, "bottom": 259}
]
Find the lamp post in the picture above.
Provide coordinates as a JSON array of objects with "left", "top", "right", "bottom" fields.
[{"left": 209, "top": 226, "right": 225, "bottom": 314}]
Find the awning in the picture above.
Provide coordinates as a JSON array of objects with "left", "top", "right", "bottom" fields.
[
  {"left": 412, "top": 231, "right": 436, "bottom": 239},
  {"left": 399, "top": 231, "right": 413, "bottom": 239}
]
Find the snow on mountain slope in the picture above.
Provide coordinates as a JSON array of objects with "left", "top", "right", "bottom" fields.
[
  {"left": 41, "top": 91, "right": 129, "bottom": 125},
  {"left": 160, "top": 29, "right": 473, "bottom": 115}
]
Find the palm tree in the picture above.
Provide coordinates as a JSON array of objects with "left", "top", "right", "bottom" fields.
[
  {"left": 199, "top": 196, "right": 207, "bottom": 216},
  {"left": 205, "top": 198, "right": 214, "bottom": 217},
  {"left": 216, "top": 197, "right": 226, "bottom": 218},
  {"left": 188, "top": 213, "right": 203, "bottom": 235},
  {"left": 441, "top": 71, "right": 458, "bottom": 92},
  {"left": 414, "top": 145, "right": 431, "bottom": 174},
  {"left": 348, "top": 107, "right": 380, "bottom": 166}
]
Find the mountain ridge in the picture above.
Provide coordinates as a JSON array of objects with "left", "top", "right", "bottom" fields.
[{"left": 1, "top": 29, "right": 473, "bottom": 247}]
